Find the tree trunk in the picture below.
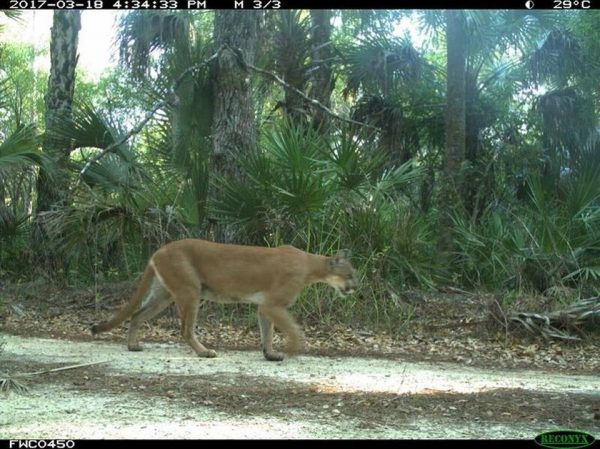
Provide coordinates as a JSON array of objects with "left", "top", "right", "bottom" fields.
[
  {"left": 211, "top": 10, "right": 259, "bottom": 181},
  {"left": 309, "top": 10, "right": 334, "bottom": 132},
  {"left": 34, "top": 10, "right": 81, "bottom": 272},
  {"left": 440, "top": 10, "right": 467, "bottom": 251},
  {"left": 211, "top": 11, "right": 259, "bottom": 242},
  {"left": 36, "top": 10, "right": 81, "bottom": 213}
]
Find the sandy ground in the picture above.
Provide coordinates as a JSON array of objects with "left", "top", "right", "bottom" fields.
[{"left": 1, "top": 334, "right": 599, "bottom": 439}]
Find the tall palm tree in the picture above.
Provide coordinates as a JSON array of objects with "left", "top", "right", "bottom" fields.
[
  {"left": 438, "top": 10, "right": 467, "bottom": 252},
  {"left": 443, "top": 10, "right": 466, "bottom": 204},
  {"left": 258, "top": 11, "right": 334, "bottom": 131},
  {"left": 36, "top": 10, "right": 81, "bottom": 213},
  {"left": 34, "top": 10, "right": 81, "bottom": 271},
  {"left": 417, "top": 11, "right": 562, "bottom": 218}
]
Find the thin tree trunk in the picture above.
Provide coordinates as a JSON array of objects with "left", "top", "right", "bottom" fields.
[
  {"left": 440, "top": 10, "right": 467, "bottom": 251},
  {"left": 309, "top": 10, "right": 334, "bottom": 132}
]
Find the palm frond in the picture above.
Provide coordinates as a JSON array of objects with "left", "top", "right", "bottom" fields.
[
  {"left": 117, "top": 11, "right": 191, "bottom": 79},
  {"left": 50, "top": 101, "right": 151, "bottom": 193},
  {"left": 343, "top": 34, "right": 424, "bottom": 99},
  {"left": 536, "top": 87, "right": 596, "bottom": 157},
  {"left": 0, "top": 205, "right": 29, "bottom": 239},
  {"left": 327, "top": 127, "right": 386, "bottom": 192},
  {"left": 53, "top": 101, "right": 125, "bottom": 152},
  {"left": 273, "top": 11, "right": 311, "bottom": 84},
  {"left": 0, "top": 10, "right": 22, "bottom": 34},
  {"left": 338, "top": 10, "right": 404, "bottom": 35},
  {"left": 478, "top": 11, "right": 559, "bottom": 56},
  {"left": 0, "top": 124, "right": 43, "bottom": 172},
  {"left": 529, "top": 28, "right": 588, "bottom": 87},
  {"left": 372, "top": 159, "right": 422, "bottom": 198}
]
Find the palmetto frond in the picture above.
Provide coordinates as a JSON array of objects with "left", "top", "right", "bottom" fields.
[
  {"left": 327, "top": 127, "right": 387, "bottom": 192},
  {"left": 0, "top": 124, "right": 37, "bottom": 239},
  {"left": 567, "top": 134, "right": 600, "bottom": 218},
  {"left": 211, "top": 121, "right": 332, "bottom": 242}
]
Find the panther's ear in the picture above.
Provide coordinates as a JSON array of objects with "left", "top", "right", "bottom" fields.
[{"left": 329, "top": 249, "right": 351, "bottom": 268}]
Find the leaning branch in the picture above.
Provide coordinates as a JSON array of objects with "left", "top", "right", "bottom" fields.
[
  {"left": 77, "top": 44, "right": 374, "bottom": 179},
  {"left": 229, "top": 46, "right": 376, "bottom": 130}
]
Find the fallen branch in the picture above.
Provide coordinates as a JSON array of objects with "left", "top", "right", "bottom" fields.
[
  {"left": 507, "top": 297, "right": 600, "bottom": 341},
  {"left": 1, "top": 360, "right": 110, "bottom": 395},
  {"left": 15, "top": 359, "right": 111, "bottom": 377},
  {"left": 423, "top": 319, "right": 489, "bottom": 331}
]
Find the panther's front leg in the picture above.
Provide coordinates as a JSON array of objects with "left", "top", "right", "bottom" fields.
[{"left": 258, "top": 309, "right": 285, "bottom": 361}]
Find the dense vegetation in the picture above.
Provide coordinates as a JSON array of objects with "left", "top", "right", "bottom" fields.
[{"left": 1, "top": 10, "right": 600, "bottom": 328}]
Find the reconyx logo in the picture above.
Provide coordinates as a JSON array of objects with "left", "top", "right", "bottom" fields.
[{"left": 535, "top": 430, "right": 596, "bottom": 449}]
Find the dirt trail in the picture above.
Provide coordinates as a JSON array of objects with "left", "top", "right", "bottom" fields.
[{"left": 1, "top": 334, "right": 599, "bottom": 439}]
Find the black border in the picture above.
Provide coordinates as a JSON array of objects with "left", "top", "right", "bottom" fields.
[
  {"left": 1, "top": 439, "right": 577, "bottom": 448},
  {"left": 3, "top": 0, "right": 599, "bottom": 9}
]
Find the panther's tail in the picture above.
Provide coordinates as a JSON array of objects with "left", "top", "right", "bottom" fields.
[{"left": 91, "top": 262, "right": 155, "bottom": 334}]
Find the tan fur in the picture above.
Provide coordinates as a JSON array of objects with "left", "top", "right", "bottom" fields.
[{"left": 91, "top": 239, "right": 357, "bottom": 361}]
